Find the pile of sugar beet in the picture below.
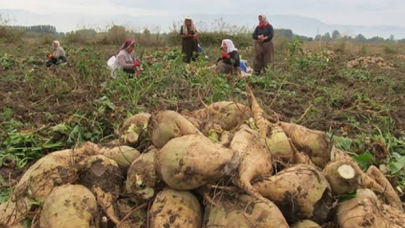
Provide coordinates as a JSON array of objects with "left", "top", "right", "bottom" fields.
[{"left": 1, "top": 85, "right": 405, "bottom": 228}]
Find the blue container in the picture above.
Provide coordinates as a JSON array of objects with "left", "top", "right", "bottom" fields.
[
  {"left": 198, "top": 44, "right": 204, "bottom": 53},
  {"left": 240, "top": 60, "right": 247, "bottom": 72}
]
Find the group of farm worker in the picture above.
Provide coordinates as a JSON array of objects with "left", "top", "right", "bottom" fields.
[
  {"left": 46, "top": 14, "right": 274, "bottom": 77},
  {"left": 181, "top": 14, "right": 274, "bottom": 75}
]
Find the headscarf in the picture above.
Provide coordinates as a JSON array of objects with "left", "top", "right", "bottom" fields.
[
  {"left": 182, "top": 15, "right": 198, "bottom": 35},
  {"left": 258, "top": 14, "right": 270, "bottom": 28},
  {"left": 221, "top": 39, "right": 237, "bottom": 53},
  {"left": 118, "top": 39, "right": 136, "bottom": 54},
  {"left": 53, "top": 40, "right": 60, "bottom": 48}
]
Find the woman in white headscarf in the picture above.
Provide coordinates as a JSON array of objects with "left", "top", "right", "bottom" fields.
[
  {"left": 46, "top": 40, "right": 67, "bottom": 67},
  {"left": 180, "top": 15, "right": 199, "bottom": 63},
  {"left": 216, "top": 39, "right": 241, "bottom": 75},
  {"left": 252, "top": 14, "right": 274, "bottom": 75}
]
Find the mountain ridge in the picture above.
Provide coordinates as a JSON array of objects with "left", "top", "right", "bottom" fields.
[{"left": 1, "top": 9, "right": 405, "bottom": 39}]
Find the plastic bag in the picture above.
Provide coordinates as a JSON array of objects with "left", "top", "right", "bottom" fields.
[{"left": 107, "top": 56, "right": 116, "bottom": 69}]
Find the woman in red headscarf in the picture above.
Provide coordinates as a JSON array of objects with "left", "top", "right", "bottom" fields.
[
  {"left": 252, "top": 14, "right": 274, "bottom": 75},
  {"left": 111, "top": 39, "right": 141, "bottom": 78}
]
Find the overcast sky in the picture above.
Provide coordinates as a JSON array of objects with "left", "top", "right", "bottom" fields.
[{"left": 1, "top": 0, "right": 405, "bottom": 27}]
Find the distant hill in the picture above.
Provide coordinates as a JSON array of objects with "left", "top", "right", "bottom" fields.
[{"left": 1, "top": 9, "right": 405, "bottom": 39}]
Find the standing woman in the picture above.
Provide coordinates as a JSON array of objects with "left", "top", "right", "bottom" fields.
[
  {"left": 216, "top": 39, "right": 241, "bottom": 75},
  {"left": 252, "top": 14, "right": 274, "bottom": 75},
  {"left": 46, "top": 40, "right": 67, "bottom": 67},
  {"left": 180, "top": 16, "right": 199, "bottom": 63},
  {"left": 111, "top": 39, "right": 141, "bottom": 78}
]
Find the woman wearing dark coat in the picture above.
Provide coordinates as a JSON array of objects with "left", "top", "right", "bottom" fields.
[
  {"left": 180, "top": 16, "right": 199, "bottom": 63},
  {"left": 252, "top": 14, "right": 274, "bottom": 74},
  {"left": 216, "top": 39, "right": 241, "bottom": 75}
]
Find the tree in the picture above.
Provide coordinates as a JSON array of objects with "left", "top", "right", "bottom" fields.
[
  {"left": 143, "top": 28, "right": 150, "bottom": 36},
  {"left": 332, "top": 30, "right": 341, "bottom": 40},
  {"left": 277, "top": 29, "right": 294, "bottom": 40},
  {"left": 367, "top": 36, "right": 385, "bottom": 43},
  {"left": 107, "top": 25, "right": 127, "bottom": 44},
  {"left": 295, "top": 35, "right": 312, "bottom": 42},
  {"left": 354, "top": 34, "right": 367, "bottom": 43},
  {"left": 76, "top": 29, "right": 97, "bottom": 37},
  {"left": 321, "top": 32, "right": 331, "bottom": 42}
]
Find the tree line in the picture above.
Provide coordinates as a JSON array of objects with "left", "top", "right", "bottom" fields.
[
  {"left": 3, "top": 23, "right": 405, "bottom": 45},
  {"left": 313, "top": 30, "right": 405, "bottom": 43},
  {"left": 10, "top": 25, "right": 58, "bottom": 34}
]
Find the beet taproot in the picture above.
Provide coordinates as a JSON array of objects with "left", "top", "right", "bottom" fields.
[
  {"left": 253, "top": 164, "right": 332, "bottom": 223},
  {"left": 203, "top": 194, "right": 289, "bottom": 228},
  {"left": 230, "top": 124, "right": 273, "bottom": 204},
  {"left": 126, "top": 147, "right": 159, "bottom": 200},
  {"left": 120, "top": 112, "right": 151, "bottom": 146},
  {"left": 280, "top": 122, "right": 332, "bottom": 168},
  {"left": 152, "top": 110, "right": 202, "bottom": 148},
  {"left": 40, "top": 184, "right": 97, "bottom": 228},
  {"left": 156, "top": 134, "right": 239, "bottom": 190},
  {"left": 149, "top": 188, "right": 202, "bottom": 228}
]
